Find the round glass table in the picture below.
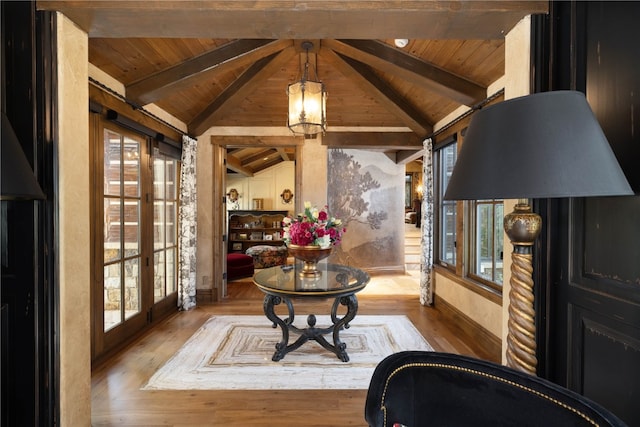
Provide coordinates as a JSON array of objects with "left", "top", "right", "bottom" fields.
[{"left": 253, "top": 263, "right": 370, "bottom": 362}]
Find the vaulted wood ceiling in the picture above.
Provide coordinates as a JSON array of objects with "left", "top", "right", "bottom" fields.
[{"left": 38, "top": 1, "right": 548, "bottom": 174}]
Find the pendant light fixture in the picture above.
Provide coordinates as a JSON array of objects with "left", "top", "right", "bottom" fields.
[{"left": 287, "top": 41, "right": 327, "bottom": 136}]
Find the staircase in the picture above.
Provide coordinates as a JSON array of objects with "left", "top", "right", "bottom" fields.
[{"left": 405, "top": 223, "right": 421, "bottom": 272}]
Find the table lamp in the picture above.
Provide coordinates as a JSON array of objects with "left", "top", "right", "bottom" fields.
[{"left": 443, "top": 91, "right": 633, "bottom": 374}]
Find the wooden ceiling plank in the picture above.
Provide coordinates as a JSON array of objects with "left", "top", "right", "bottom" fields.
[
  {"left": 256, "top": 157, "right": 284, "bottom": 172},
  {"left": 127, "top": 39, "right": 290, "bottom": 106},
  {"left": 322, "top": 132, "right": 423, "bottom": 150},
  {"left": 190, "top": 47, "right": 297, "bottom": 136},
  {"left": 325, "top": 48, "right": 432, "bottom": 137},
  {"left": 241, "top": 148, "right": 277, "bottom": 166},
  {"left": 324, "top": 39, "right": 486, "bottom": 106}
]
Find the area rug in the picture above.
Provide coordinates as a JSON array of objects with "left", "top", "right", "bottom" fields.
[{"left": 142, "top": 315, "right": 432, "bottom": 390}]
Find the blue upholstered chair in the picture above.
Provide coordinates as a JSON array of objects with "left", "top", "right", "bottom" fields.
[{"left": 365, "top": 351, "right": 627, "bottom": 427}]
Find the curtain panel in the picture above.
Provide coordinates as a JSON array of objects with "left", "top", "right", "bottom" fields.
[
  {"left": 420, "top": 139, "right": 434, "bottom": 305},
  {"left": 178, "top": 134, "right": 198, "bottom": 310}
]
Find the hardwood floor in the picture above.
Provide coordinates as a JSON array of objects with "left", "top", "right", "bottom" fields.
[{"left": 91, "top": 274, "right": 498, "bottom": 426}]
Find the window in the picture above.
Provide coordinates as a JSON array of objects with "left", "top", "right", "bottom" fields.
[
  {"left": 153, "top": 151, "right": 179, "bottom": 302},
  {"left": 92, "top": 110, "right": 182, "bottom": 362},
  {"left": 435, "top": 142, "right": 457, "bottom": 267},
  {"left": 469, "top": 200, "right": 504, "bottom": 287},
  {"left": 433, "top": 126, "right": 504, "bottom": 294},
  {"left": 103, "top": 129, "right": 143, "bottom": 331}
]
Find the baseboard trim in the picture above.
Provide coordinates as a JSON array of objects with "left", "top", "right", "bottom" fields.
[
  {"left": 434, "top": 295, "right": 501, "bottom": 363},
  {"left": 196, "top": 288, "right": 214, "bottom": 304}
]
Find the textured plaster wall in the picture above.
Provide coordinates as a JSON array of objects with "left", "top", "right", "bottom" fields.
[
  {"left": 431, "top": 16, "right": 532, "bottom": 351},
  {"left": 300, "top": 137, "right": 328, "bottom": 208},
  {"left": 57, "top": 13, "right": 92, "bottom": 426},
  {"left": 195, "top": 130, "right": 214, "bottom": 292},
  {"left": 436, "top": 275, "right": 502, "bottom": 337}
]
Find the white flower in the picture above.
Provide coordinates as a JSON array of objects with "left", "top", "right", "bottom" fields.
[{"left": 318, "top": 235, "right": 331, "bottom": 249}]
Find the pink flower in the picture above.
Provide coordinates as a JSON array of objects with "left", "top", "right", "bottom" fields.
[{"left": 282, "top": 202, "right": 345, "bottom": 247}]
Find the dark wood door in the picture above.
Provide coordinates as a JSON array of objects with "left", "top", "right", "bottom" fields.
[{"left": 546, "top": 3, "right": 640, "bottom": 425}]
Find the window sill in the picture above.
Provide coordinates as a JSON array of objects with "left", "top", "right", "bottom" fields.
[{"left": 433, "top": 264, "right": 503, "bottom": 306}]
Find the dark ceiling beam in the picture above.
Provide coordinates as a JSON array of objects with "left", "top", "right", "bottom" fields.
[
  {"left": 189, "top": 47, "right": 297, "bottom": 136},
  {"left": 38, "top": 1, "right": 548, "bottom": 39},
  {"left": 226, "top": 153, "right": 254, "bottom": 177},
  {"left": 396, "top": 149, "right": 426, "bottom": 165},
  {"left": 324, "top": 39, "right": 486, "bottom": 106},
  {"left": 214, "top": 136, "right": 304, "bottom": 147},
  {"left": 241, "top": 148, "right": 277, "bottom": 166},
  {"left": 126, "top": 39, "right": 291, "bottom": 106},
  {"left": 322, "top": 132, "right": 423, "bottom": 150},
  {"left": 324, "top": 48, "right": 432, "bottom": 137},
  {"left": 89, "top": 84, "right": 183, "bottom": 142}
]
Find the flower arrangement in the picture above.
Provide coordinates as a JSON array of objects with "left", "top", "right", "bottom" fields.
[{"left": 282, "top": 202, "right": 346, "bottom": 248}]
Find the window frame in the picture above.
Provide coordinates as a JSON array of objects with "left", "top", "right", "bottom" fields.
[
  {"left": 467, "top": 199, "right": 504, "bottom": 291},
  {"left": 432, "top": 121, "right": 504, "bottom": 300},
  {"left": 433, "top": 135, "right": 458, "bottom": 272}
]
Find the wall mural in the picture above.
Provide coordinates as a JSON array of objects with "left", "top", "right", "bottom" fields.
[{"left": 327, "top": 149, "right": 405, "bottom": 271}]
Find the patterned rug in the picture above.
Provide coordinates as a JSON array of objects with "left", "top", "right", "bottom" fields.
[{"left": 142, "top": 315, "right": 432, "bottom": 390}]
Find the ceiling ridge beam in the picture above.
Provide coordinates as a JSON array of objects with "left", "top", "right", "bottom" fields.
[
  {"left": 214, "top": 136, "right": 304, "bottom": 147},
  {"left": 126, "top": 39, "right": 291, "bottom": 106},
  {"left": 40, "top": 2, "right": 548, "bottom": 39},
  {"left": 189, "top": 47, "right": 297, "bottom": 136},
  {"left": 325, "top": 39, "right": 486, "bottom": 106},
  {"left": 324, "top": 47, "right": 432, "bottom": 137},
  {"left": 322, "top": 132, "right": 423, "bottom": 150}
]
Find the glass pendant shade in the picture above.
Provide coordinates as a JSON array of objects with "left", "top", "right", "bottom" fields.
[{"left": 287, "top": 79, "right": 327, "bottom": 136}]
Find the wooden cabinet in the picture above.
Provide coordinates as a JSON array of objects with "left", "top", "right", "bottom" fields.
[{"left": 227, "top": 210, "right": 288, "bottom": 253}]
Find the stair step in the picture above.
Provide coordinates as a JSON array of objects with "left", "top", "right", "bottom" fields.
[{"left": 405, "top": 253, "right": 421, "bottom": 263}]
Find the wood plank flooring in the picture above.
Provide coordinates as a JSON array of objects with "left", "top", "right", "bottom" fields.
[{"left": 91, "top": 274, "right": 498, "bottom": 426}]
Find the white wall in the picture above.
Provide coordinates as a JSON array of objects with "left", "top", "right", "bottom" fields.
[{"left": 226, "top": 161, "right": 295, "bottom": 213}]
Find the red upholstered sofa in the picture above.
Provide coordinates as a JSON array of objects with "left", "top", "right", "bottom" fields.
[{"left": 226, "top": 253, "right": 254, "bottom": 281}]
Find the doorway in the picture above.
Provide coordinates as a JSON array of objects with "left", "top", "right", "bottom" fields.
[{"left": 91, "top": 117, "right": 179, "bottom": 361}]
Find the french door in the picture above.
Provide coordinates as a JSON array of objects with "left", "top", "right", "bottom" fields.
[{"left": 92, "top": 118, "right": 178, "bottom": 361}]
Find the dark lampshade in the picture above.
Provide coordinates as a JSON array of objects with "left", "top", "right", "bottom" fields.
[
  {"left": 1, "top": 112, "right": 46, "bottom": 200},
  {"left": 444, "top": 91, "right": 633, "bottom": 200}
]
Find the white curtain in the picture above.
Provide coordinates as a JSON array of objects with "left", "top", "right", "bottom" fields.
[
  {"left": 420, "top": 138, "right": 434, "bottom": 305},
  {"left": 178, "top": 134, "right": 198, "bottom": 310}
]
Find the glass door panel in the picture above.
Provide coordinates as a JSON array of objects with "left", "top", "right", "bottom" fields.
[
  {"left": 152, "top": 152, "right": 178, "bottom": 303},
  {"left": 102, "top": 130, "right": 142, "bottom": 332}
]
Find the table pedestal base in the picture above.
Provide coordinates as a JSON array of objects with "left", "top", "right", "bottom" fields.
[{"left": 263, "top": 294, "right": 358, "bottom": 362}]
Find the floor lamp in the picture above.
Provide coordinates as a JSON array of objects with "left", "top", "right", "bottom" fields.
[{"left": 443, "top": 91, "right": 633, "bottom": 375}]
